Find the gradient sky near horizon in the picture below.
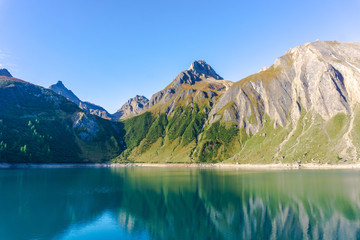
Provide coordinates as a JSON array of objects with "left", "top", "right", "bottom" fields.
[{"left": 0, "top": 0, "right": 360, "bottom": 113}]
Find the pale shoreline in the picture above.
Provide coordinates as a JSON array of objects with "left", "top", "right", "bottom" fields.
[{"left": 1, "top": 162, "right": 360, "bottom": 170}]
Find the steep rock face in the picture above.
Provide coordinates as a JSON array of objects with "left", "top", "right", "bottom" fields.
[
  {"left": 112, "top": 95, "right": 149, "bottom": 120},
  {"left": 78, "top": 101, "right": 111, "bottom": 119},
  {"left": 207, "top": 40, "right": 360, "bottom": 162},
  {"left": 211, "top": 41, "right": 360, "bottom": 130},
  {"left": 49, "top": 81, "right": 112, "bottom": 119},
  {"left": 71, "top": 112, "right": 99, "bottom": 141},
  {"left": 0, "top": 76, "right": 122, "bottom": 163},
  {"left": 189, "top": 60, "right": 223, "bottom": 80}
]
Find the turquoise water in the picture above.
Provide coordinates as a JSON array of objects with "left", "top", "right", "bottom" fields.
[{"left": 1, "top": 167, "right": 360, "bottom": 240}]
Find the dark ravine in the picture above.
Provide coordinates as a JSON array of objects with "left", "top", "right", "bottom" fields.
[{"left": 1, "top": 40, "right": 360, "bottom": 164}]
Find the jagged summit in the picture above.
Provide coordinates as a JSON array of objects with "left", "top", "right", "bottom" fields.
[
  {"left": 188, "top": 60, "right": 223, "bottom": 80},
  {"left": 121, "top": 95, "right": 149, "bottom": 109},
  {"left": 0, "top": 68, "right": 12, "bottom": 77},
  {"left": 112, "top": 95, "right": 149, "bottom": 120},
  {"left": 169, "top": 60, "right": 224, "bottom": 89},
  {"left": 53, "top": 80, "right": 65, "bottom": 87},
  {"left": 132, "top": 95, "right": 149, "bottom": 102}
]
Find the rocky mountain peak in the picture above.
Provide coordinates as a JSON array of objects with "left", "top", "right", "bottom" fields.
[
  {"left": 0, "top": 68, "right": 12, "bottom": 77},
  {"left": 124, "top": 95, "right": 149, "bottom": 107},
  {"left": 132, "top": 95, "right": 149, "bottom": 102},
  {"left": 54, "top": 80, "right": 65, "bottom": 87},
  {"left": 49, "top": 81, "right": 81, "bottom": 104},
  {"left": 112, "top": 95, "right": 149, "bottom": 120},
  {"left": 188, "top": 60, "right": 223, "bottom": 80},
  {"left": 168, "top": 60, "right": 224, "bottom": 90}
]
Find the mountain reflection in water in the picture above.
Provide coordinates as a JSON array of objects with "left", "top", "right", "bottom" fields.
[{"left": 0, "top": 167, "right": 359, "bottom": 240}]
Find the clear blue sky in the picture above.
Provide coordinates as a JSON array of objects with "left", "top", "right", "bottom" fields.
[{"left": 0, "top": 0, "right": 359, "bottom": 113}]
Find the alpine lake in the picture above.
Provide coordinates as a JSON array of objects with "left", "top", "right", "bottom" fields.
[{"left": 1, "top": 166, "right": 360, "bottom": 240}]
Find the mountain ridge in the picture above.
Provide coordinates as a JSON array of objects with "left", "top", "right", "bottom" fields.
[
  {"left": 2, "top": 40, "right": 360, "bottom": 164},
  {"left": 49, "top": 81, "right": 112, "bottom": 119},
  {"left": 0, "top": 75, "right": 123, "bottom": 163}
]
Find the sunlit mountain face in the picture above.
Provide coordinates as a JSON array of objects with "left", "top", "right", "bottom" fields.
[{"left": 1, "top": 168, "right": 360, "bottom": 240}]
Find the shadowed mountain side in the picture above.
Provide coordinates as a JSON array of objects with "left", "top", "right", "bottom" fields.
[
  {"left": 49, "top": 81, "right": 112, "bottom": 119},
  {"left": 0, "top": 76, "right": 123, "bottom": 163}
]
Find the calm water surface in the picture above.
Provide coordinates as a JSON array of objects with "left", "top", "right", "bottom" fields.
[{"left": 0, "top": 167, "right": 360, "bottom": 240}]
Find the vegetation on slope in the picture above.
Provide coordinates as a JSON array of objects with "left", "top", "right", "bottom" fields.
[
  {"left": 2, "top": 76, "right": 353, "bottom": 164},
  {"left": 195, "top": 121, "right": 240, "bottom": 162},
  {"left": 114, "top": 104, "right": 210, "bottom": 162},
  {"left": 0, "top": 78, "right": 123, "bottom": 163},
  {"left": 114, "top": 98, "right": 355, "bottom": 164}
]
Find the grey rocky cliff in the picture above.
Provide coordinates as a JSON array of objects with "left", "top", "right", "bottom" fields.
[
  {"left": 209, "top": 40, "right": 360, "bottom": 160},
  {"left": 112, "top": 95, "right": 149, "bottom": 120},
  {"left": 79, "top": 101, "right": 111, "bottom": 119},
  {"left": 49, "top": 81, "right": 112, "bottom": 119},
  {"left": 72, "top": 112, "right": 99, "bottom": 141},
  {"left": 189, "top": 60, "right": 223, "bottom": 80}
]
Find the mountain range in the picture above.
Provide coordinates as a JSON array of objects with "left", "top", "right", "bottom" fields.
[
  {"left": 49, "top": 81, "right": 149, "bottom": 121},
  {"left": 1, "top": 40, "right": 360, "bottom": 164}
]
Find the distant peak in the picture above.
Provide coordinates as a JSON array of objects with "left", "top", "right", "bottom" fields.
[
  {"left": 49, "top": 80, "right": 69, "bottom": 90},
  {"left": 188, "top": 60, "right": 206, "bottom": 69},
  {"left": 55, "top": 80, "right": 65, "bottom": 86},
  {"left": 188, "top": 60, "right": 209, "bottom": 71},
  {"left": 133, "top": 95, "right": 149, "bottom": 101},
  {"left": 0, "top": 68, "right": 12, "bottom": 77},
  {"left": 126, "top": 95, "right": 149, "bottom": 105},
  {"left": 188, "top": 60, "right": 223, "bottom": 80},
  {"left": 49, "top": 80, "right": 81, "bottom": 104}
]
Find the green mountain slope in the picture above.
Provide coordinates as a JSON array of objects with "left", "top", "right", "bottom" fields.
[
  {"left": 115, "top": 41, "right": 360, "bottom": 164},
  {"left": 0, "top": 76, "right": 123, "bottom": 163},
  {"left": 113, "top": 60, "right": 234, "bottom": 163}
]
